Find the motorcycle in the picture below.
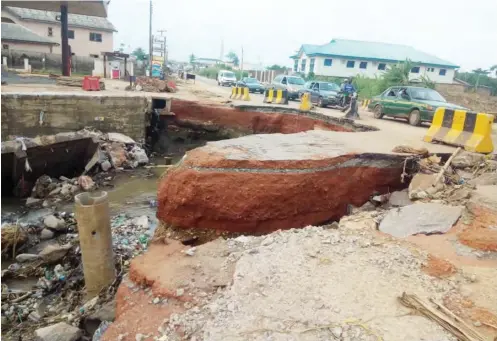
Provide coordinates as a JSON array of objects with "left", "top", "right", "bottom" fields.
[{"left": 336, "top": 91, "right": 353, "bottom": 111}]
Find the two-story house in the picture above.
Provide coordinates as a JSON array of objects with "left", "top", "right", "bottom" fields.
[
  {"left": 290, "top": 39, "right": 458, "bottom": 84},
  {"left": 1, "top": 6, "right": 116, "bottom": 58}
]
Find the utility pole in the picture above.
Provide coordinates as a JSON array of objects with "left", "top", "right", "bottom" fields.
[{"left": 148, "top": 0, "right": 153, "bottom": 77}]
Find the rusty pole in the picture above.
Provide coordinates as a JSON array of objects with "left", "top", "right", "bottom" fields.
[{"left": 74, "top": 192, "right": 115, "bottom": 298}]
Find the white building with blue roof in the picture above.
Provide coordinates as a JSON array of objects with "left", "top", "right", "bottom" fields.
[{"left": 290, "top": 39, "right": 458, "bottom": 84}]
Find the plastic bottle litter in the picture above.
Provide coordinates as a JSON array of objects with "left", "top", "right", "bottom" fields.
[{"left": 54, "top": 264, "right": 66, "bottom": 281}]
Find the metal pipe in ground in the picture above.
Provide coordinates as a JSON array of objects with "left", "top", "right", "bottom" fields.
[{"left": 75, "top": 191, "right": 115, "bottom": 298}]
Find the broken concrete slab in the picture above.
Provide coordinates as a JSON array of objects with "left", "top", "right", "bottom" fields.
[
  {"left": 451, "top": 151, "right": 486, "bottom": 169},
  {"left": 408, "top": 173, "right": 443, "bottom": 199},
  {"left": 107, "top": 132, "right": 136, "bottom": 144},
  {"left": 388, "top": 190, "right": 412, "bottom": 207},
  {"left": 379, "top": 203, "right": 464, "bottom": 238},
  {"left": 468, "top": 172, "right": 497, "bottom": 187},
  {"left": 35, "top": 322, "right": 82, "bottom": 341},
  {"left": 158, "top": 130, "right": 409, "bottom": 233}
]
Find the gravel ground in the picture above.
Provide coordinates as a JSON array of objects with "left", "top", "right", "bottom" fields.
[{"left": 159, "top": 225, "right": 459, "bottom": 341}]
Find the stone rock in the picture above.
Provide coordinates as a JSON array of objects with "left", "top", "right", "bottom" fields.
[
  {"left": 78, "top": 175, "right": 95, "bottom": 191},
  {"left": 35, "top": 322, "right": 82, "bottom": 341},
  {"left": 60, "top": 184, "right": 72, "bottom": 196},
  {"left": 89, "top": 300, "right": 115, "bottom": 322},
  {"left": 44, "top": 215, "right": 65, "bottom": 230},
  {"left": 48, "top": 187, "right": 62, "bottom": 197},
  {"left": 157, "top": 131, "right": 406, "bottom": 233},
  {"left": 59, "top": 176, "right": 71, "bottom": 182},
  {"left": 388, "top": 190, "right": 412, "bottom": 207},
  {"left": 26, "top": 197, "right": 42, "bottom": 206},
  {"left": 38, "top": 243, "right": 72, "bottom": 263},
  {"left": 108, "top": 132, "right": 136, "bottom": 144},
  {"left": 468, "top": 172, "right": 497, "bottom": 187},
  {"left": 408, "top": 173, "right": 443, "bottom": 199},
  {"left": 379, "top": 203, "right": 464, "bottom": 238},
  {"left": 40, "top": 228, "right": 55, "bottom": 240},
  {"left": 452, "top": 151, "right": 486, "bottom": 168},
  {"left": 101, "top": 160, "right": 112, "bottom": 172},
  {"left": 331, "top": 326, "right": 343, "bottom": 338},
  {"left": 32, "top": 175, "right": 53, "bottom": 198},
  {"left": 469, "top": 185, "right": 497, "bottom": 212},
  {"left": 15, "top": 253, "right": 40, "bottom": 263},
  {"left": 70, "top": 185, "right": 79, "bottom": 194},
  {"left": 107, "top": 143, "right": 127, "bottom": 168},
  {"left": 448, "top": 188, "right": 471, "bottom": 201}
]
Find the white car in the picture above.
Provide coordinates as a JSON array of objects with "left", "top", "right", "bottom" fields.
[{"left": 217, "top": 70, "right": 237, "bottom": 86}]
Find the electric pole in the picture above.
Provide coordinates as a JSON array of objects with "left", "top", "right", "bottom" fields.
[
  {"left": 148, "top": 0, "right": 153, "bottom": 77},
  {"left": 240, "top": 46, "right": 244, "bottom": 80}
]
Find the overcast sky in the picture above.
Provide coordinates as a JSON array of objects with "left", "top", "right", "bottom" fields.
[{"left": 108, "top": 0, "right": 497, "bottom": 72}]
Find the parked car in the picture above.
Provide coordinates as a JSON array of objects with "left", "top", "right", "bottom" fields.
[
  {"left": 271, "top": 75, "right": 305, "bottom": 100},
  {"left": 236, "top": 77, "right": 265, "bottom": 93},
  {"left": 217, "top": 70, "right": 237, "bottom": 86},
  {"left": 298, "top": 81, "right": 341, "bottom": 107},
  {"left": 368, "top": 86, "right": 468, "bottom": 126}
]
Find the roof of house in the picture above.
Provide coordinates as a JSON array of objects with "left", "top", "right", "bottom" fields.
[
  {"left": 3, "top": 6, "right": 116, "bottom": 32},
  {"left": 1, "top": 22, "right": 59, "bottom": 45},
  {"left": 291, "top": 39, "right": 458, "bottom": 69}
]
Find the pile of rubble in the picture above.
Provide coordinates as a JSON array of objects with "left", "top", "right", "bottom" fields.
[
  {"left": 24, "top": 130, "right": 149, "bottom": 207},
  {"left": 131, "top": 76, "right": 177, "bottom": 93},
  {"left": 1, "top": 211, "right": 155, "bottom": 341}
]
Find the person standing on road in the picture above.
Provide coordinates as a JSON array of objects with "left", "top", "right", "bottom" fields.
[{"left": 340, "top": 78, "right": 356, "bottom": 112}]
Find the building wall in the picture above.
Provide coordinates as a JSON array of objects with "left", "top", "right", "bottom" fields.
[
  {"left": 1, "top": 94, "right": 148, "bottom": 141},
  {"left": 2, "top": 41, "right": 53, "bottom": 53},
  {"left": 1, "top": 9, "right": 114, "bottom": 57},
  {"left": 293, "top": 54, "right": 455, "bottom": 84}
]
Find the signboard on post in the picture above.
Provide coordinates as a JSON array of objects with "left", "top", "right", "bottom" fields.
[{"left": 151, "top": 60, "right": 162, "bottom": 77}]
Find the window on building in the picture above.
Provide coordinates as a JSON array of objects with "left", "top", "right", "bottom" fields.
[
  {"left": 346, "top": 60, "right": 355, "bottom": 68},
  {"left": 293, "top": 60, "right": 298, "bottom": 72},
  {"left": 439, "top": 69, "right": 447, "bottom": 76},
  {"left": 427, "top": 67, "right": 435, "bottom": 72},
  {"left": 411, "top": 66, "right": 420, "bottom": 73},
  {"left": 90, "top": 54, "right": 99, "bottom": 58},
  {"left": 309, "top": 58, "right": 315, "bottom": 73},
  {"left": 2, "top": 44, "right": 9, "bottom": 50},
  {"left": 48, "top": 27, "right": 53, "bottom": 36},
  {"left": 89, "top": 32, "right": 102, "bottom": 42},
  {"left": 359, "top": 61, "right": 368, "bottom": 69},
  {"left": 324, "top": 58, "right": 332, "bottom": 67},
  {"left": 301, "top": 59, "right": 306, "bottom": 72},
  {"left": 378, "top": 63, "right": 386, "bottom": 70},
  {"left": 68, "top": 30, "right": 75, "bottom": 39}
]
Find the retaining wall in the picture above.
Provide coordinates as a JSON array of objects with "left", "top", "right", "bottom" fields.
[{"left": 1, "top": 93, "right": 149, "bottom": 141}]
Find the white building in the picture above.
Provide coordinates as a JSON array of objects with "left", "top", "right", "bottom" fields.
[{"left": 290, "top": 39, "right": 458, "bottom": 84}]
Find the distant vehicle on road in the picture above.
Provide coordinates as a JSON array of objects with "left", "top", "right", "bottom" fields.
[
  {"left": 298, "top": 81, "right": 340, "bottom": 107},
  {"left": 271, "top": 75, "right": 305, "bottom": 100},
  {"left": 217, "top": 70, "right": 237, "bottom": 86},
  {"left": 236, "top": 77, "right": 265, "bottom": 93},
  {"left": 368, "top": 86, "right": 467, "bottom": 126}
]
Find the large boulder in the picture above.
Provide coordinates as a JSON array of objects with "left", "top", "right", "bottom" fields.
[{"left": 157, "top": 131, "right": 407, "bottom": 233}]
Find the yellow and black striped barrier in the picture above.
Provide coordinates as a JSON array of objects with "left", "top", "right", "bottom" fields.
[
  {"left": 230, "top": 87, "right": 250, "bottom": 101},
  {"left": 424, "top": 107, "right": 494, "bottom": 153},
  {"left": 262, "top": 89, "right": 288, "bottom": 105},
  {"left": 361, "top": 99, "right": 371, "bottom": 109}
]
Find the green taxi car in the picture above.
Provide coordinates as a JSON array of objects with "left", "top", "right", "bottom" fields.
[{"left": 368, "top": 86, "right": 467, "bottom": 126}]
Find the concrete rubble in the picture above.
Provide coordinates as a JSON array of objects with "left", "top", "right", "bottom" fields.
[{"left": 17, "top": 129, "right": 150, "bottom": 207}]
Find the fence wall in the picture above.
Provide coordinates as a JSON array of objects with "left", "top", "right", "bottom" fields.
[{"left": 1, "top": 49, "right": 94, "bottom": 75}]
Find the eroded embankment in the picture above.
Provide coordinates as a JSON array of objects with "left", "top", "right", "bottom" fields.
[{"left": 158, "top": 102, "right": 408, "bottom": 234}]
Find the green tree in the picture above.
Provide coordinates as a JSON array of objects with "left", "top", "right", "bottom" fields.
[
  {"left": 225, "top": 51, "right": 239, "bottom": 67},
  {"left": 267, "top": 64, "right": 286, "bottom": 71},
  {"left": 189, "top": 53, "right": 196, "bottom": 64},
  {"left": 489, "top": 65, "right": 497, "bottom": 77},
  {"left": 131, "top": 47, "right": 147, "bottom": 61}
]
